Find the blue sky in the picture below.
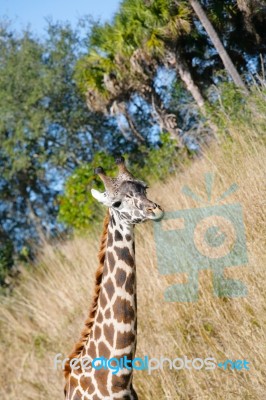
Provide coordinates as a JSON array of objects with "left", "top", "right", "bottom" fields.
[{"left": 2, "top": 0, "right": 121, "bottom": 34}]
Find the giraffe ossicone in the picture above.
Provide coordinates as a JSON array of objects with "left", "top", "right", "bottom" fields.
[{"left": 64, "top": 156, "right": 164, "bottom": 400}]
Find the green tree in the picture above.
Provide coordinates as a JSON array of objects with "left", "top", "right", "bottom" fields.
[
  {"left": 188, "top": 0, "right": 248, "bottom": 92},
  {"left": 0, "top": 22, "right": 119, "bottom": 255},
  {"left": 58, "top": 134, "right": 181, "bottom": 230},
  {"left": 76, "top": 21, "right": 151, "bottom": 144},
  {"left": 119, "top": 0, "right": 207, "bottom": 109},
  {"left": 0, "top": 229, "right": 14, "bottom": 286},
  {"left": 58, "top": 152, "right": 117, "bottom": 229},
  {"left": 76, "top": 1, "right": 205, "bottom": 144}
]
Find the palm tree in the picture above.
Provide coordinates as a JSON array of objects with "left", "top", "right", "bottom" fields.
[
  {"left": 120, "top": 0, "right": 207, "bottom": 110},
  {"left": 77, "top": 9, "right": 185, "bottom": 143},
  {"left": 188, "top": 0, "right": 248, "bottom": 93},
  {"left": 107, "top": 0, "right": 210, "bottom": 141},
  {"left": 78, "top": 0, "right": 221, "bottom": 144},
  {"left": 75, "top": 25, "right": 146, "bottom": 144}
]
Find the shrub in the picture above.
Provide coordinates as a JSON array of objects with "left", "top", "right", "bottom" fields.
[
  {"left": 58, "top": 133, "right": 182, "bottom": 230},
  {"left": 0, "top": 239, "right": 14, "bottom": 286}
]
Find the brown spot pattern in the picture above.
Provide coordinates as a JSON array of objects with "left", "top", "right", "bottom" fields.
[
  {"left": 112, "top": 372, "right": 131, "bottom": 392},
  {"left": 114, "top": 230, "right": 123, "bottom": 241},
  {"left": 107, "top": 251, "right": 115, "bottom": 272},
  {"left": 134, "top": 318, "right": 137, "bottom": 332},
  {"left": 68, "top": 377, "right": 78, "bottom": 398},
  {"left": 72, "top": 389, "right": 83, "bottom": 400},
  {"left": 87, "top": 340, "right": 97, "bottom": 359},
  {"left": 97, "top": 311, "right": 103, "bottom": 324},
  {"left": 92, "top": 395, "right": 101, "bottom": 400},
  {"left": 105, "top": 278, "right": 115, "bottom": 300},
  {"left": 94, "top": 325, "right": 101, "bottom": 341},
  {"left": 103, "top": 323, "right": 114, "bottom": 346},
  {"left": 125, "top": 272, "right": 135, "bottom": 295},
  {"left": 94, "top": 369, "right": 109, "bottom": 397},
  {"left": 107, "top": 233, "right": 113, "bottom": 247},
  {"left": 113, "top": 296, "right": 135, "bottom": 324},
  {"left": 99, "top": 291, "right": 107, "bottom": 309},
  {"left": 98, "top": 341, "right": 111, "bottom": 358},
  {"left": 111, "top": 214, "right": 116, "bottom": 226},
  {"left": 115, "top": 268, "right": 127, "bottom": 287},
  {"left": 80, "top": 376, "right": 94, "bottom": 393},
  {"left": 116, "top": 331, "right": 135, "bottom": 349},
  {"left": 114, "top": 246, "right": 134, "bottom": 267}
]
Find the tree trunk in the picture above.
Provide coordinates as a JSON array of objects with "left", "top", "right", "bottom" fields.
[
  {"left": 124, "top": 107, "right": 146, "bottom": 144},
  {"left": 164, "top": 48, "right": 207, "bottom": 111},
  {"left": 164, "top": 49, "right": 219, "bottom": 136},
  {"left": 237, "top": 0, "right": 261, "bottom": 44},
  {"left": 141, "top": 86, "right": 181, "bottom": 142},
  {"left": 152, "top": 99, "right": 182, "bottom": 142},
  {"left": 110, "top": 100, "right": 145, "bottom": 144},
  {"left": 189, "top": 0, "right": 248, "bottom": 93},
  {"left": 175, "top": 51, "right": 205, "bottom": 110}
]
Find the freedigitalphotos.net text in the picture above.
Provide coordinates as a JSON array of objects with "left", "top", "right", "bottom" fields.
[{"left": 54, "top": 354, "right": 250, "bottom": 375}]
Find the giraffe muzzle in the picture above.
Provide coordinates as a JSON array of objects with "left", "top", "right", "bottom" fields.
[{"left": 147, "top": 204, "right": 164, "bottom": 221}]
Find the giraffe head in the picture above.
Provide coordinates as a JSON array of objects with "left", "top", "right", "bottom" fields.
[{"left": 91, "top": 156, "right": 164, "bottom": 224}]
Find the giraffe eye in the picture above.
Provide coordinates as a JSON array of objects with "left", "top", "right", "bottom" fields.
[{"left": 112, "top": 201, "right": 122, "bottom": 208}]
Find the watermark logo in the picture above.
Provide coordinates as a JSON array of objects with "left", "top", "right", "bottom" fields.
[
  {"left": 53, "top": 354, "right": 250, "bottom": 374},
  {"left": 154, "top": 173, "right": 248, "bottom": 302}
]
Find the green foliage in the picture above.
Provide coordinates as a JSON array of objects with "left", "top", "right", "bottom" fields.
[
  {"left": 0, "top": 21, "right": 115, "bottom": 257},
  {"left": 130, "top": 133, "right": 183, "bottom": 182},
  {"left": 77, "top": 0, "right": 191, "bottom": 90},
  {"left": 58, "top": 134, "right": 182, "bottom": 231},
  {"left": 0, "top": 239, "right": 14, "bottom": 286},
  {"left": 58, "top": 152, "right": 118, "bottom": 230},
  {"left": 1, "top": 0, "right": 266, "bottom": 288},
  {"left": 207, "top": 82, "right": 266, "bottom": 140}
]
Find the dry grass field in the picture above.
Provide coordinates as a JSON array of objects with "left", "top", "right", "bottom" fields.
[{"left": 0, "top": 92, "right": 265, "bottom": 399}]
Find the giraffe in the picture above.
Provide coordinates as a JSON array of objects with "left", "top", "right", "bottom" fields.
[{"left": 64, "top": 156, "right": 164, "bottom": 400}]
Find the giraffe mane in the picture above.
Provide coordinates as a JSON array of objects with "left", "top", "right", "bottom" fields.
[{"left": 64, "top": 211, "right": 110, "bottom": 378}]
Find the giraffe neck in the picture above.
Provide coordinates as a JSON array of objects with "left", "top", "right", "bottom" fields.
[{"left": 82, "top": 208, "right": 138, "bottom": 399}]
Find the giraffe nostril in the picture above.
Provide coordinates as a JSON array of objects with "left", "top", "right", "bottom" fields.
[
  {"left": 147, "top": 203, "right": 160, "bottom": 212},
  {"left": 146, "top": 202, "right": 163, "bottom": 217}
]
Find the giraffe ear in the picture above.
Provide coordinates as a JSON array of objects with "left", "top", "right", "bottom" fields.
[{"left": 91, "top": 189, "right": 110, "bottom": 205}]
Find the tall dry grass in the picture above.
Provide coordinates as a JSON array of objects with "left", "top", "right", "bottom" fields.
[{"left": 0, "top": 91, "right": 265, "bottom": 400}]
